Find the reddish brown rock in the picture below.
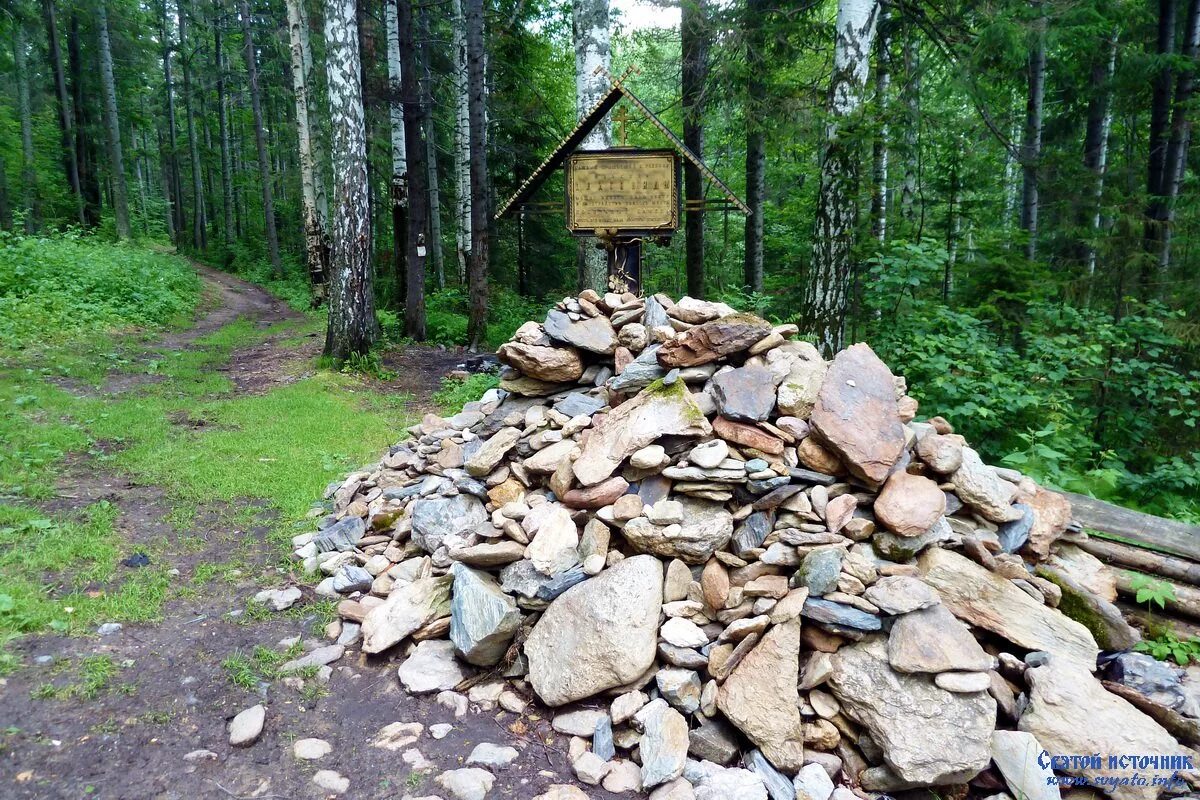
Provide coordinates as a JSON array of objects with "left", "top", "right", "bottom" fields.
[
  {"left": 497, "top": 342, "right": 583, "bottom": 382},
  {"left": 1023, "top": 488, "right": 1072, "bottom": 560},
  {"left": 809, "top": 343, "right": 906, "bottom": 489},
  {"left": 797, "top": 437, "right": 843, "bottom": 475},
  {"left": 701, "top": 558, "right": 731, "bottom": 611},
  {"left": 712, "top": 416, "right": 784, "bottom": 456},
  {"left": 657, "top": 314, "right": 773, "bottom": 368},
  {"left": 562, "top": 476, "right": 631, "bottom": 509},
  {"left": 873, "top": 472, "right": 947, "bottom": 537}
]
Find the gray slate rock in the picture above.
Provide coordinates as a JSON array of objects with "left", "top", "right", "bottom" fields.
[
  {"left": 746, "top": 749, "right": 796, "bottom": 800},
  {"left": 997, "top": 503, "right": 1035, "bottom": 553},
  {"left": 411, "top": 494, "right": 488, "bottom": 553},
  {"left": 712, "top": 365, "right": 777, "bottom": 422},
  {"left": 688, "top": 716, "right": 740, "bottom": 765},
  {"left": 332, "top": 565, "right": 372, "bottom": 594},
  {"left": 797, "top": 549, "right": 844, "bottom": 596},
  {"left": 555, "top": 392, "right": 606, "bottom": 418},
  {"left": 314, "top": 516, "right": 366, "bottom": 553},
  {"left": 450, "top": 563, "right": 522, "bottom": 667},
  {"left": 802, "top": 598, "right": 881, "bottom": 631}
]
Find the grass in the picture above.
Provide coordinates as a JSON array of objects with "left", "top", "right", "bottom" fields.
[
  {"left": 30, "top": 654, "right": 125, "bottom": 701},
  {"left": 0, "top": 234, "right": 418, "bottom": 666},
  {"left": 433, "top": 372, "right": 500, "bottom": 414}
]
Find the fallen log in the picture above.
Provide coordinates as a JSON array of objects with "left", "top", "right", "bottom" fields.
[
  {"left": 1078, "top": 536, "right": 1200, "bottom": 588},
  {"left": 1064, "top": 491, "right": 1200, "bottom": 561},
  {"left": 1115, "top": 570, "right": 1200, "bottom": 622}
]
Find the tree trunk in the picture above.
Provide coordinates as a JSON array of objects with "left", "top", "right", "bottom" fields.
[
  {"left": 803, "top": 0, "right": 879, "bottom": 355},
  {"left": 899, "top": 18, "right": 919, "bottom": 226},
  {"left": 157, "top": 128, "right": 176, "bottom": 239},
  {"left": 289, "top": 0, "right": 329, "bottom": 294},
  {"left": 180, "top": 0, "right": 207, "bottom": 250},
  {"left": 13, "top": 18, "right": 41, "bottom": 234},
  {"left": 682, "top": 0, "right": 708, "bottom": 298},
  {"left": 1019, "top": 0, "right": 1046, "bottom": 262},
  {"left": 0, "top": 156, "right": 11, "bottom": 231},
  {"left": 419, "top": 0, "right": 444, "bottom": 291},
  {"left": 240, "top": 0, "right": 282, "bottom": 277},
  {"left": 398, "top": 0, "right": 429, "bottom": 340},
  {"left": 1156, "top": 0, "right": 1200, "bottom": 287},
  {"left": 160, "top": 0, "right": 184, "bottom": 241},
  {"left": 573, "top": 0, "right": 611, "bottom": 292},
  {"left": 385, "top": 0, "right": 410, "bottom": 310},
  {"left": 465, "top": 0, "right": 489, "bottom": 350},
  {"left": 1145, "top": 0, "right": 1179, "bottom": 278},
  {"left": 214, "top": 0, "right": 235, "bottom": 247},
  {"left": 453, "top": 0, "right": 470, "bottom": 284},
  {"left": 98, "top": 0, "right": 131, "bottom": 240},
  {"left": 1082, "top": 29, "right": 1118, "bottom": 282},
  {"left": 42, "top": 0, "right": 85, "bottom": 226},
  {"left": 743, "top": 0, "right": 767, "bottom": 293},
  {"left": 355, "top": 0, "right": 375, "bottom": 260},
  {"left": 870, "top": 1, "right": 890, "bottom": 244},
  {"left": 323, "top": 0, "right": 377, "bottom": 360}
]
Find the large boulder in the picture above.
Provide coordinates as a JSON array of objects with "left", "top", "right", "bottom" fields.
[
  {"left": 572, "top": 378, "right": 711, "bottom": 486},
  {"left": 524, "top": 555, "right": 664, "bottom": 706},
  {"left": 919, "top": 548, "right": 1099, "bottom": 668},
  {"left": 1018, "top": 657, "right": 1197, "bottom": 800},
  {"left": 657, "top": 314, "right": 773, "bottom": 368},
  {"left": 362, "top": 574, "right": 453, "bottom": 654},
  {"left": 497, "top": 342, "right": 583, "bottom": 383},
  {"left": 829, "top": 637, "right": 995, "bottom": 785},
  {"left": 887, "top": 603, "right": 994, "bottom": 673},
  {"left": 449, "top": 563, "right": 522, "bottom": 666},
  {"left": 411, "top": 494, "right": 489, "bottom": 552},
  {"left": 809, "top": 344, "right": 906, "bottom": 489},
  {"left": 717, "top": 620, "right": 806, "bottom": 772},
  {"left": 620, "top": 498, "right": 734, "bottom": 564}
]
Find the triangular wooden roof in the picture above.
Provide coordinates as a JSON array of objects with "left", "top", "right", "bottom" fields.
[{"left": 495, "top": 71, "right": 749, "bottom": 220}]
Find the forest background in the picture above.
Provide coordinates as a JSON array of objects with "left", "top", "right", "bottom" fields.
[{"left": 2, "top": 0, "right": 1200, "bottom": 526}]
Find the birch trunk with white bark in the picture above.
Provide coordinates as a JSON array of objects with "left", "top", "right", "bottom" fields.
[
  {"left": 288, "top": 0, "right": 329, "bottom": 293},
  {"left": 98, "top": 0, "right": 132, "bottom": 240},
  {"left": 386, "top": 0, "right": 409, "bottom": 308},
  {"left": 1020, "top": 1, "right": 1047, "bottom": 262}
]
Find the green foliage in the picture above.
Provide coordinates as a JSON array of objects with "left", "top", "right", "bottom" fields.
[
  {"left": 423, "top": 286, "right": 552, "bottom": 349},
  {"left": 1130, "top": 573, "right": 1176, "bottom": 612},
  {"left": 1135, "top": 628, "right": 1200, "bottom": 666},
  {"left": 0, "top": 231, "right": 201, "bottom": 349},
  {"left": 433, "top": 372, "right": 500, "bottom": 414},
  {"left": 337, "top": 350, "right": 397, "bottom": 381}
]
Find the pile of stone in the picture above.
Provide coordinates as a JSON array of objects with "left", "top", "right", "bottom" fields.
[{"left": 292, "top": 290, "right": 1200, "bottom": 800}]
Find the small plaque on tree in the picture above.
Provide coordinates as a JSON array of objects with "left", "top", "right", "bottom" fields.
[{"left": 565, "top": 149, "right": 680, "bottom": 237}]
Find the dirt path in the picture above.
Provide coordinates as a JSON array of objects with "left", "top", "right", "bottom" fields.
[{"left": 0, "top": 265, "right": 601, "bottom": 800}]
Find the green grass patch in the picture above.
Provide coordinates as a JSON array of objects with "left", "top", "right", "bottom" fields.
[
  {"left": 433, "top": 372, "right": 500, "bottom": 414},
  {"left": 31, "top": 654, "right": 126, "bottom": 701}
]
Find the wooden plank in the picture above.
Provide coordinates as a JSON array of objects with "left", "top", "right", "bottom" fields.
[{"left": 1063, "top": 491, "right": 1200, "bottom": 561}]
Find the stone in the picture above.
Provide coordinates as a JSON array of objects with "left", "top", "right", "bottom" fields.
[
  {"left": 802, "top": 597, "right": 881, "bottom": 631},
  {"left": 253, "top": 586, "right": 302, "bottom": 611},
  {"left": 657, "top": 668, "right": 702, "bottom": 714},
  {"left": 990, "top": 730, "right": 1061, "bottom": 800},
  {"left": 793, "top": 762, "right": 836, "bottom": 800},
  {"left": 371, "top": 721, "right": 424, "bottom": 751},
  {"left": 464, "top": 428, "right": 522, "bottom": 478},
  {"left": 603, "top": 760, "right": 643, "bottom": 793},
  {"left": 612, "top": 690, "right": 649, "bottom": 725},
  {"left": 776, "top": 346, "right": 828, "bottom": 420},
  {"left": 658, "top": 313, "right": 774, "bottom": 368},
  {"left": 552, "top": 708, "right": 608, "bottom": 736},
  {"left": 873, "top": 516, "right": 955, "bottom": 561},
  {"left": 661, "top": 617, "right": 709, "bottom": 648},
  {"left": 533, "top": 786, "right": 589, "bottom": 800},
  {"left": 650, "top": 778, "right": 696, "bottom": 800},
  {"left": 733, "top": 511, "right": 772, "bottom": 556},
  {"left": 450, "top": 540, "right": 527, "bottom": 568},
  {"left": 228, "top": 704, "right": 265, "bottom": 747},
  {"left": 997, "top": 503, "right": 1035, "bottom": 553},
  {"left": 920, "top": 548, "right": 1099, "bottom": 668},
  {"left": 524, "top": 439, "right": 578, "bottom": 474},
  {"left": 693, "top": 766, "right": 768, "bottom": 800},
  {"left": 746, "top": 749, "right": 796, "bottom": 800},
  {"left": 916, "top": 433, "right": 963, "bottom": 474},
  {"left": 1025, "top": 487, "right": 1073, "bottom": 560},
  {"left": 873, "top": 472, "right": 946, "bottom": 537},
  {"left": 614, "top": 493, "right": 645, "bottom": 521},
  {"left": 293, "top": 738, "right": 332, "bottom": 760},
  {"left": 593, "top": 715, "right": 615, "bottom": 760},
  {"left": 689, "top": 439, "right": 730, "bottom": 469},
  {"left": 1019, "top": 657, "right": 1193, "bottom": 800},
  {"left": 313, "top": 516, "right": 366, "bottom": 553},
  {"left": 622, "top": 498, "right": 734, "bottom": 564},
  {"left": 96, "top": 622, "right": 122, "bottom": 635},
  {"left": 573, "top": 751, "right": 610, "bottom": 784},
  {"left": 951, "top": 447, "right": 1023, "bottom": 523},
  {"left": 823, "top": 493, "right": 857, "bottom": 533},
  {"left": 525, "top": 506, "right": 580, "bottom": 576},
  {"left": 362, "top": 574, "right": 452, "bottom": 654},
  {"left": 312, "top": 770, "right": 349, "bottom": 794},
  {"left": 712, "top": 415, "right": 785, "bottom": 455},
  {"left": 887, "top": 604, "right": 993, "bottom": 673},
  {"left": 809, "top": 344, "right": 906, "bottom": 489},
  {"left": 718, "top": 620, "right": 805, "bottom": 772},
  {"left": 861, "top": 575, "right": 938, "bottom": 615},
  {"left": 411, "top": 494, "right": 489, "bottom": 551},
  {"left": 829, "top": 637, "right": 995, "bottom": 785},
  {"left": 798, "top": 548, "right": 843, "bottom": 596},
  {"left": 689, "top": 715, "right": 741, "bottom": 764},
  {"left": 797, "top": 437, "right": 843, "bottom": 474},
  {"left": 1036, "top": 563, "right": 1140, "bottom": 651},
  {"left": 467, "top": 742, "right": 519, "bottom": 769},
  {"left": 525, "top": 555, "right": 663, "bottom": 706},
  {"left": 934, "top": 671, "right": 992, "bottom": 693},
  {"left": 631, "top": 444, "right": 668, "bottom": 469},
  {"left": 545, "top": 308, "right": 617, "bottom": 354},
  {"left": 556, "top": 392, "right": 606, "bottom": 418},
  {"left": 636, "top": 699, "right": 689, "bottom": 788},
  {"left": 280, "top": 644, "right": 344, "bottom": 674},
  {"left": 664, "top": 558, "right": 692, "bottom": 601},
  {"left": 609, "top": 347, "right": 668, "bottom": 391},
  {"left": 183, "top": 749, "right": 218, "bottom": 762},
  {"left": 398, "top": 639, "right": 469, "bottom": 693},
  {"left": 436, "top": 767, "right": 496, "bottom": 800},
  {"left": 497, "top": 342, "right": 583, "bottom": 382},
  {"left": 573, "top": 378, "right": 711, "bottom": 486},
  {"left": 450, "top": 563, "right": 522, "bottom": 666},
  {"left": 430, "top": 723, "right": 453, "bottom": 739},
  {"left": 561, "top": 476, "right": 629, "bottom": 509},
  {"left": 1047, "top": 543, "right": 1117, "bottom": 602},
  {"left": 713, "top": 365, "right": 778, "bottom": 422}
]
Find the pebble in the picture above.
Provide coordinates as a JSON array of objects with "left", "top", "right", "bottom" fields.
[
  {"left": 312, "top": 769, "right": 349, "bottom": 794},
  {"left": 293, "top": 737, "right": 332, "bottom": 760},
  {"left": 227, "top": 704, "right": 265, "bottom": 748}
]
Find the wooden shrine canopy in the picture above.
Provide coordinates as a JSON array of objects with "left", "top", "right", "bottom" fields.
[{"left": 495, "top": 67, "right": 750, "bottom": 221}]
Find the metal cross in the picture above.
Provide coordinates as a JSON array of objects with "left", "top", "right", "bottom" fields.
[{"left": 613, "top": 106, "right": 632, "bottom": 147}]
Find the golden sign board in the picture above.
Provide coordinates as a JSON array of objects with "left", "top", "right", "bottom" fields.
[{"left": 565, "top": 149, "right": 680, "bottom": 236}]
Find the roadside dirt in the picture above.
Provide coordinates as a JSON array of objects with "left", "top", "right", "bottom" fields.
[{"left": 0, "top": 264, "right": 616, "bottom": 800}]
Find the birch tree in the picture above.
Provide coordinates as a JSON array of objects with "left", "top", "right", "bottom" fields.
[
  {"left": 803, "top": 0, "right": 879, "bottom": 354},
  {"left": 1019, "top": 0, "right": 1046, "bottom": 262},
  {"left": 385, "top": 0, "right": 409, "bottom": 307},
  {"left": 899, "top": 21, "right": 919, "bottom": 226},
  {"left": 288, "top": 0, "right": 329, "bottom": 293},
  {"left": 682, "top": 0, "right": 708, "bottom": 298},
  {"left": 420, "top": 1, "right": 444, "bottom": 291},
  {"left": 870, "top": 2, "right": 891, "bottom": 244},
  {"left": 1155, "top": 0, "right": 1200, "bottom": 284},
  {"left": 323, "top": 0, "right": 377, "bottom": 360},
  {"left": 573, "top": 0, "right": 611, "bottom": 292},
  {"left": 452, "top": 0, "right": 470, "bottom": 283},
  {"left": 98, "top": 0, "right": 132, "bottom": 239},
  {"left": 1082, "top": 29, "right": 1118, "bottom": 280},
  {"left": 239, "top": 0, "right": 282, "bottom": 277},
  {"left": 465, "top": 0, "right": 489, "bottom": 351}
]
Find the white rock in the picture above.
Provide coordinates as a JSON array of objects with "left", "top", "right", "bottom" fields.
[
  {"left": 689, "top": 440, "right": 729, "bottom": 469},
  {"left": 990, "top": 730, "right": 1060, "bottom": 800},
  {"left": 573, "top": 750, "right": 611, "bottom": 784},
  {"left": 436, "top": 767, "right": 495, "bottom": 800},
  {"left": 312, "top": 770, "right": 349, "bottom": 794},
  {"left": 793, "top": 763, "right": 835, "bottom": 800},
  {"left": 553, "top": 708, "right": 608, "bottom": 737},
  {"left": 467, "top": 742, "right": 519, "bottom": 768},
  {"left": 398, "top": 640, "right": 469, "bottom": 694},
  {"left": 660, "top": 617, "right": 709, "bottom": 648},
  {"left": 228, "top": 704, "right": 265, "bottom": 748},
  {"left": 430, "top": 723, "right": 454, "bottom": 739},
  {"left": 371, "top": 722, "right": 424, "bottom": 751},
  {"left": 293, "top": 737, "right": 332, "bottom": 760},
  {"left": 611, "top": 690, "right": 650, "bottom": 725}
]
